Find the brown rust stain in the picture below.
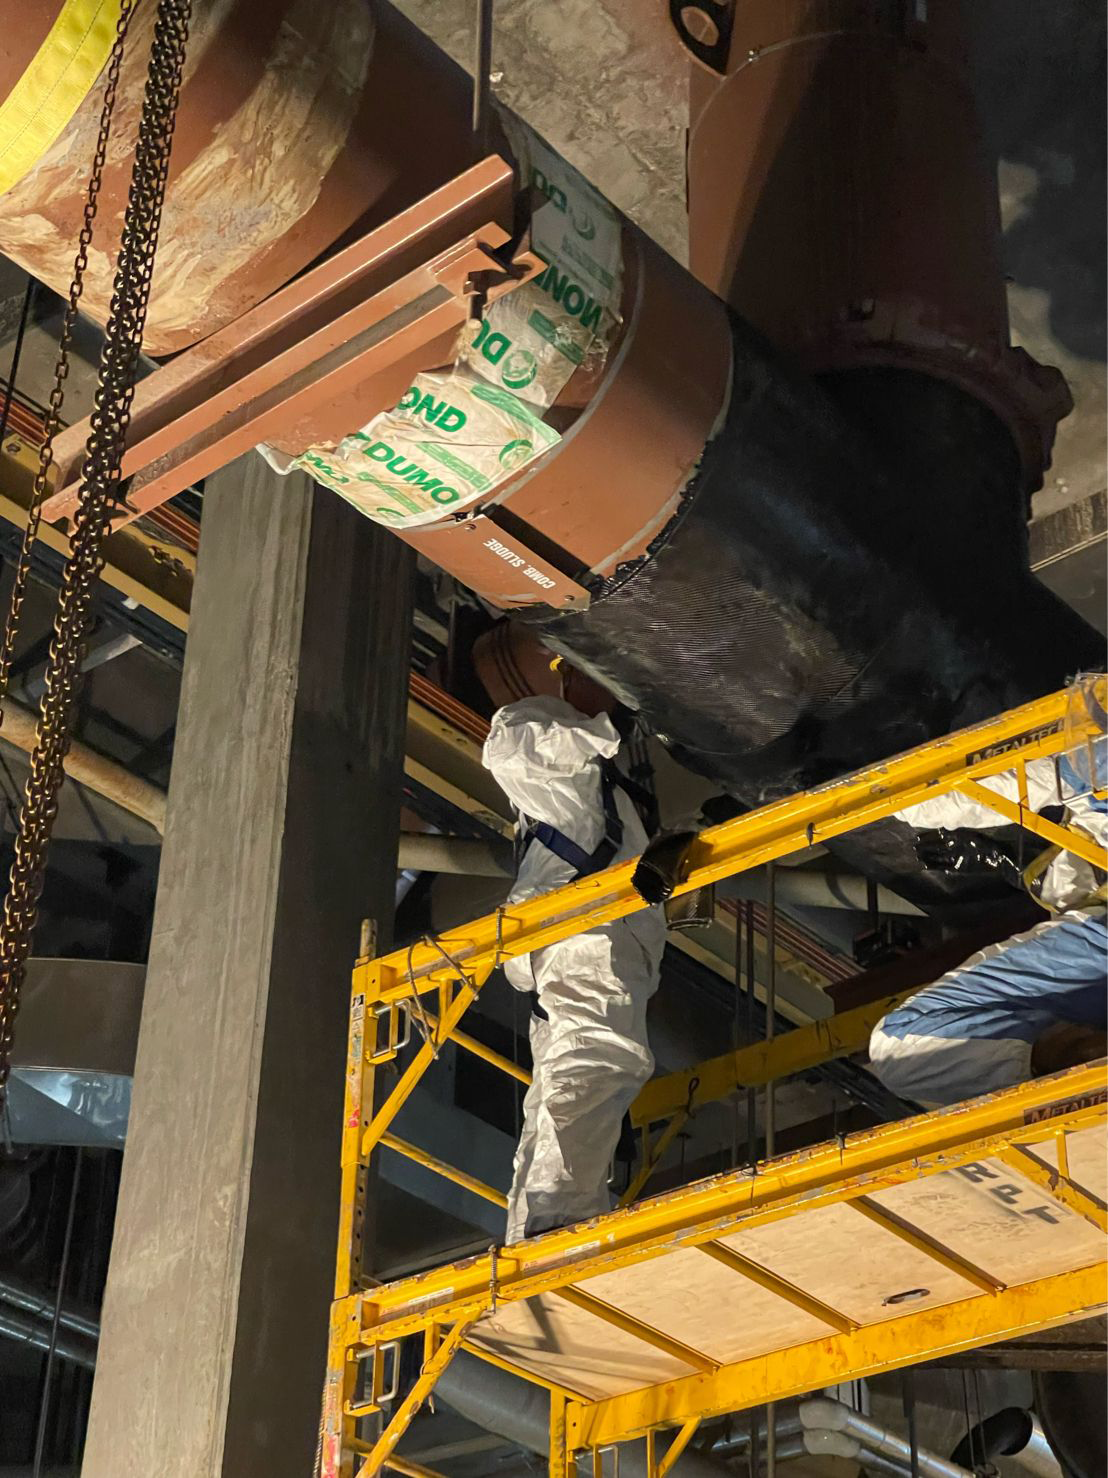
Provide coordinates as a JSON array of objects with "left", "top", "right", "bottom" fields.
[
  {"left": 147, "top": 0, "right": 374, "bottom": 347},
  {"left": 0, "top": 0, "right": 373, "bottom": 353}
]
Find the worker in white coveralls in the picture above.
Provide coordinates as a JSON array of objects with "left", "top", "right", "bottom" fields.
[
  {"left": 869, "top": 723, "right": 1107, "bottom": 1107},
  {"left": 482, "top": 695, "right": 667, "bottom": 1243}
]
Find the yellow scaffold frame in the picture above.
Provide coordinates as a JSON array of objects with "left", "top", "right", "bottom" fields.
[{"left": 323, "top": 680, "right": 1108, "bottom": 1478}]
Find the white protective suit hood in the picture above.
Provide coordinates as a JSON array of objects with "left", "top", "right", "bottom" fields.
[
  {"left": 482, "top": 696, "right": 667, "bottom": 1242},
  {"left": 483, "top": 695, "right": 622, "bottom": 879}
]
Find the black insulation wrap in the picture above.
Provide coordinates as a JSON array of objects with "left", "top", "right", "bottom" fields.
[{"left": 524, "top": 314, "right": 1104, "bottom": 909}]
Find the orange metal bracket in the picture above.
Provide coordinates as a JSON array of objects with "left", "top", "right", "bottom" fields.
[{"left": 43, "top": 156, "right": 539, "bottom": 530}]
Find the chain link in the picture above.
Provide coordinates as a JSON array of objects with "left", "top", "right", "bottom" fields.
[
  {"left": 0, "top": 0, "right": 135, "bottom": 714},
  {"left": 0, "top": 0, "right": 192, "bottom": 1109}
]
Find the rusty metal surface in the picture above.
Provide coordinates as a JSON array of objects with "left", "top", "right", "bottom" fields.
[
  {"left": 400, "top": 229, "right": 733, "bottom": 601},
  {"left": 14, "top": 4, "right": 733, "bottom": 612},
  {"left": 0, "top": 2, "right": 59, "bottom": 101},
  {"left": 0, "top": 1, "right": 481, "bottom": 354},
  {"left": 409, "top": 511, "right": 592, "bottom": 612},
  {"left": 42, "top": 159, "right": 536, "bottom": 527},
  {"left": 684, "top": 0, "right": 1069, "bottom": 491},
  {"left": 471, "top": 621, "right": 616, "bottom": 713},
  {"left": 496, "top": 231, "right": 732, "bottom": 578}
]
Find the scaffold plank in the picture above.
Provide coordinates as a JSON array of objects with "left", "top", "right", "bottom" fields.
[
  {"left": 348, "top": 1065, "right": 1106, "bottom": 1345},
  {"left": 568, "top": 1261, "right": 1108, "bottom": 1450}
]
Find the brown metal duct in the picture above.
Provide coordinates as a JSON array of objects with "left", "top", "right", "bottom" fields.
[
  {"left": 392, "top": 222, "right": 733, "bottom": 606},
  {"left": 471, "top": 621, "right": 617, "bottom": 715},
  {"left": 0, "top": 3, "right": 482, "bottom": 354},
  {"left": 16, "top": 0, "right": 735, "bottom": 612},
  {"left": 679, "top": 0, "right": 1070, "bottom": 496}
]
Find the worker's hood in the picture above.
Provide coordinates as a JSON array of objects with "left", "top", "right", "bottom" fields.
[{"left": 482, "top": 697, "right": 620, "bottom": 821}]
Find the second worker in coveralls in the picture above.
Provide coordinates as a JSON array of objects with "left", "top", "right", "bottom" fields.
[{"left": 869, "top": 704, "right": 1107, "bottom": 1106}]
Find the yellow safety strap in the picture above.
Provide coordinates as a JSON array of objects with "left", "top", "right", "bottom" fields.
[
  {"left": 1022, "top": 841, "right": 1062, "bottom": 911},
  {"left": 0, "top": 0, "right": 122, "bottom": 199}
]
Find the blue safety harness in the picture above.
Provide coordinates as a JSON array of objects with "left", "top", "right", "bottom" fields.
[
  {"left": 521, "top": 758, "right": 655, "bottom": 1025},
  {"left": 524, "top": 759, "right": 626, "bottom": 879}
]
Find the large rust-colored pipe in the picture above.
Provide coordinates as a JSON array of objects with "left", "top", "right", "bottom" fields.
[
  {"left": 1, "top": 1, "right": 734, "bottom": 601},
  {"left": 0, "top": 2, "right": 480, "bottom": 354},
  {"left": 679, "top": 0, "right": 1070, "bottom": 496}
]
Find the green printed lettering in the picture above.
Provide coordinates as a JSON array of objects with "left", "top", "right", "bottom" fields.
[
  {"left": 579, "top": 299, "right": 601, "bottom": 332},
  {"left": 385, "top": 454, "right": 451, "bottom": 495},
  {"left": 436, "top": 406, "right": 466, "bottom": 433},
  {"left": 532, "top": 167, "right": 567, "bottom": 213},
  {"left": 562, "top": 283, "right": 585, "bottom": 315},
  {"left": 361, "top": 442, "right": 463, "bottom": 503},
  {"left": 469, "top": 381, "right": 556, "bottom": 441},
  {"left": 536, "top": 262, "right": 601, "bottom": 330},
  {"left": 355, "top": 472, "right": 429, "bottom": 515},
  {"left": 399, "top": 388, "right": 468, "bottom": 433},
  {"left": 302, "top": 452, "right": 350, "bottom": 485},
  {"left": 414, "top": 391, "right": 443, "bottom": 421},
  {"left": 473, "top": 317, "right": 510, "bottom": 365},
  {"left": 527, "top": 310, "right": 585, "bottom": 365},
  {"left": 418, "top": 441, "right": 490, "bottom": 490}
]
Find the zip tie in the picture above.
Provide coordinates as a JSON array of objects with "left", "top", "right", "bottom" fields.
[{"left": 488, "top": 1242, "right": 499, "bottom": 1313}]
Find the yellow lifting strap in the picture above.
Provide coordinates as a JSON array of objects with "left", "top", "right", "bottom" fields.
[{"left": 0, "top": 0, "right": 122, "bottom": 199}]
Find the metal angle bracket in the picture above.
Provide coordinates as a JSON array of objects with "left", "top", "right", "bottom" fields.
[{"left": 42, "top": 156, "right": 541, "bottom": 530}]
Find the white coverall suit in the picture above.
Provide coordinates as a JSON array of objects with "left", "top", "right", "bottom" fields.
[
  {"left": 482, "top": 697, "right": 667, "bottom": 1243},
  {"left": 869, "top": 754, "right": 1107, "bottom": 1107}
]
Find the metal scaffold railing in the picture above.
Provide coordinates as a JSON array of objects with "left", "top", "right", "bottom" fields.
[{"left": 322, "top": 680, "right": 1108, "bottom": 1478}]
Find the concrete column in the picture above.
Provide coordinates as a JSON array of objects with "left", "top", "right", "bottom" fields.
[{"left": 81, "top": 459, "right": 412, "bottom": 1477}]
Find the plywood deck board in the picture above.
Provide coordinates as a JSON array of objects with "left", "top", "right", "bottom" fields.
[
  {"left": 1030, "top": 1126, "right": 1108, "bottom": 1205},
  {"left": 869, "top": 1153, "right": 1105, "bottom": 1288},
  {"left": 468, "top": 1292, "right": 696, "bottom": 1400},
  {"left": 577, "top": 1245, "right": 830, "bottom": 1365},
  {"left": 717, "top": 1201, "right": 979, "bottom": 1324},
  {"left": 464, "top": 1125, "right": 1106, "bottom": 1401}
]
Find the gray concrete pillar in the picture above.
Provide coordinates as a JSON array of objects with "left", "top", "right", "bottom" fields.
[{"left": 81, "top": 460, "right": 412, "bottom": 1477}]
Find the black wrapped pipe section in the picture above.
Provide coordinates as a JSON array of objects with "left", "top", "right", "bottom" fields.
[{"left": 526, "top": 315, "right": 1104, "bottom": 912}]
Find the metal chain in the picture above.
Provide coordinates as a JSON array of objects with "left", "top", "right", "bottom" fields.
[
  {"left": 0, "top": 0, "right": 192, "bottom": 1110},
  {"left": 0, "top": 0, "right": 135, "bottom": 715}
]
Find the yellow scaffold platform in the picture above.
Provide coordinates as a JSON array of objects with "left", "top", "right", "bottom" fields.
[{"left": 323, "top": 681, "right": 1108, "bottom": 1478}]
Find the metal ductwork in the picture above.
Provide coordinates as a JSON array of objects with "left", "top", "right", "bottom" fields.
[
  {"left": 435, "top": 1350, "right": 730, "bottom": 1478},
  {"left": 800, "top": 1397, "right": 973, "bottom": 1478},
  {"left": 0, "top": 2, "right": 479, "bottom": 355},
  {"left": 1030, "top": 1372, "right": 1105, "bottom": 1478},
  {"left": 950, "top": 1407, "right": 1064, "bottom": 1478}
]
